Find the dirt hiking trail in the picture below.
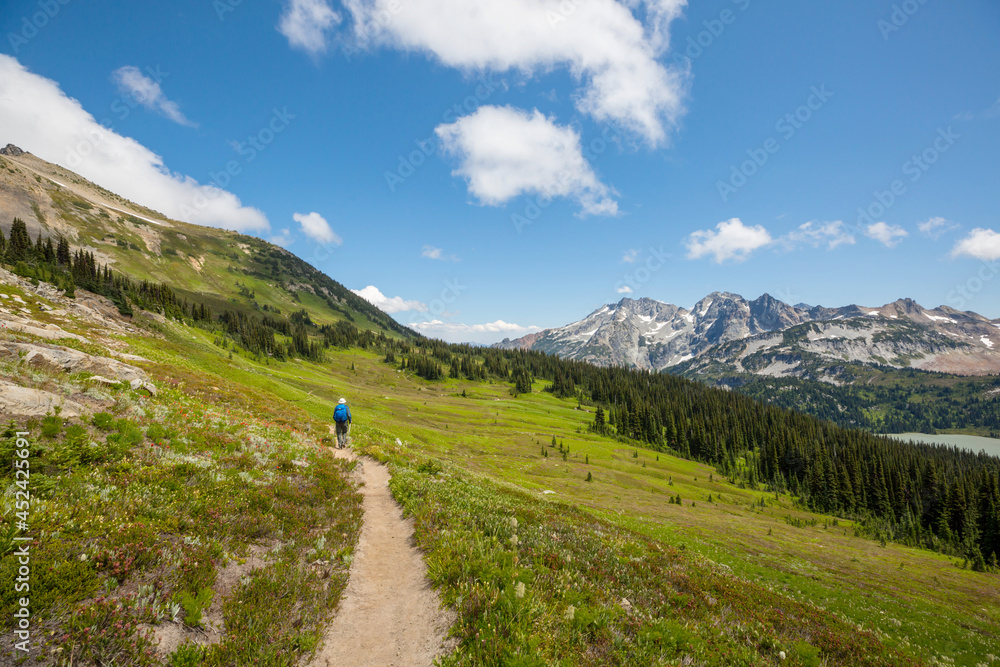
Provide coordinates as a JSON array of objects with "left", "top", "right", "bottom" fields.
[{"left": 309, "top": 440, "right": 455, "bottom": 667}]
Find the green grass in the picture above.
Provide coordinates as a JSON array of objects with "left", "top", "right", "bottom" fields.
[
  {"left": 0, "top": 313, "right": 364, "bottom": 665},
  {"left": 3, "top": 303, "right": 999, "bottom": 665},
  {"left": 122, "top": 319, "right": 1000, "bottom": 664}
]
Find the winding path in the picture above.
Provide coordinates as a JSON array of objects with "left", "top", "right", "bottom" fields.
[{"left": 309, "top": 442, "right": 455, "bottom": 667}]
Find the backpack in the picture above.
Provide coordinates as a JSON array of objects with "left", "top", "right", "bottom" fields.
[{"left": 333, "top": 404, "right": 349, "bottom": 423}]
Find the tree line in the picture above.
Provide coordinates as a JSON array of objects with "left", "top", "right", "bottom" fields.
[
  {"left": 5, "top": 216, "right": 997, "bottom": 569},
  {"left": 374, "top": 336, "right": 1000, "bottom": 570}
]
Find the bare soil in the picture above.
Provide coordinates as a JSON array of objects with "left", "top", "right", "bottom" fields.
[{"left": 308, "top": 443, "right": 456, "bottom": 667}]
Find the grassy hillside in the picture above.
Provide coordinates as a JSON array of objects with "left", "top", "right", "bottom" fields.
[
  {"left": 0, "top": 151, "right": 413, "bottom": 337},
  {"left": 3, "top": 268, "right": 996, "bottom": 665}
]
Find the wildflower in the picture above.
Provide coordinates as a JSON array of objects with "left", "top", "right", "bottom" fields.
[
  {"left": 509, "top": 517, "right": 518, "bottom": 529},
  {"left": 514, "top": 582, "right": 525, "bottom": 599},
  {"left": 564, "top": 605, "right": 575, "bottom": 621},
  {"left": 510, "top": 534, "right": 519, "bottom": 547},
  {"left": 778, "top": 651, "right": 786, "bottom": 661}
]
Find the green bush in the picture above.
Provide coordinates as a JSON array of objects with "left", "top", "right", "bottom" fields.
[
  {"left": 146, "top": 423, "right": 169, "bottom": 442},
  {"left": 41, "top": 414, "right": 63, "bottom": 439},
  {"left": 168, "top": 642, "right": 205, "bottom": 667},
  {"left": 92, "top": 412, "right": 114, "bottom": 430},
  {"left": 793, "top": 640, "right": 822, "bottom": 667},
  {"left": 113, "top": 419, "right": 144, "bottom": 447},
  {"left": 176, "top": 587, "right": 214, "bottom": 628}
]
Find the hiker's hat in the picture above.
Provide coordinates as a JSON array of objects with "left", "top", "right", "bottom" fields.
[{"left": 338, "top": 398, "right": 347, "bottom": 404}]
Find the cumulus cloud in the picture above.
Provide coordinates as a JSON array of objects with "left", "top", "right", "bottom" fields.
[
  {"left": 686, "top": 218, "right": 773, "bottom": 263},
  {"left": 865, "top": 222, "right": 908, "bottom": 248},
  {"left": 278, "top": 0, "right": 342, "bottom": 55},
  {"left": 293, "top": 211, "right": 342, "bottom": 245},
  {"left": 409, "top": 319, "right": 540, "bottom": 344},
  {"left": 622, "top": 248, "right": 640, "bottom": 263},
  {"left": 436, "top": 106, "right": 617, "bottom": 216},
  {"left": 351, "top": 285, "right": 428, "bottom": 313},
  {"left": 421, "top": 245, "right": 459, "bottom": 261},
  {"left": 617, "top": 285, "right": 634, "bottom": 294},
  {"left": 342, "top": 0, "right": 688, "bottom": 145},
  {"left": 951, "top": 228, "right": 1000, "bottom": 261},
  {"left": 918, "top": 216, "right": 959, "bottom": 240},
  {"left": 0, "top": 55, "right": 268, "bottom": 232},
  {"left": 112, "top": 66, "right": 197, "bottom": 127},
  {"left": 781, "top": 220, "right": 855, "bottom": 251}
]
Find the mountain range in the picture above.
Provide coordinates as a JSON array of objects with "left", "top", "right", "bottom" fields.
[{"left": 496, "top": 292, "right": 1000, "bottom": 381}]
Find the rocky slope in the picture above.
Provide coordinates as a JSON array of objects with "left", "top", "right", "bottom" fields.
[{"left": 496, "top": 293, "right": 1000, "bottom": 379}]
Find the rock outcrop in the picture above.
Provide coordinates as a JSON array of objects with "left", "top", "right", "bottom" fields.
[
  {"left": 0, "top": 379, "right": 85, "bottom": 417},
  {"left": 0, "top": 341, "right": 156, "bottom": 395}
]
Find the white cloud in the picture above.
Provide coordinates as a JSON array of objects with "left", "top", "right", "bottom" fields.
[
  {"left": 955, "top": 96, "right": 1000, "bottom": 122},
  {"left": 409, "top": 318, "right": 540, "bottom": 344},
  {"left": 112, "top": 66, "right": 197, "bottom": 127},
  {"left": 686, "top": 218, "right": 772, "bottom": 263},
  {"left": 918, "top": 216, "right": 959, "bottom": 240},
  {"left": 617, "top": 285, "right": 634, "bottom": 294},
  {"left": 293, "top": 211, "right": 342, "bottom": 245},
  {"left": 951, "top": 228, "right": 1000, "bottom": 261},
  {"left": 865, "top": 222, "right": 908, "bottom": 248},
  {"left": 622, "top": 248, "right": 640, "bottom": 263},
  {"left": 351, "top": 285, "right": 428, "bottom": 313},
  {"left": 0, "top": 55, "right": 268, "bottom": 231},
  {"left": 278, "top": 0, "right": 342, "bottom": 56},
  {"left": 421, "top": 245, "right": 459, "bottom": 261},
  {"left": 781, "top": 220, "right": 855, "bottom": 250},
  {"left": 436, "top": 106, "right": 617, "bottom": 216},
  {"left": 270, "top": 228, "right": 294, "bottom": 247},
  {"left": 342, "top": 0, "right": 688, "bottom": 145}
]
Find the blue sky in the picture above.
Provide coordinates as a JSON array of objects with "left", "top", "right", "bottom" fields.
[{"left": 2, "top": 0, "right": 999, "bottom": 343}]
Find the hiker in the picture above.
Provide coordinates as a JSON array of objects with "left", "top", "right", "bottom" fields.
[{"left": 333, "top": 397, "right": 352, "bottom": 449}]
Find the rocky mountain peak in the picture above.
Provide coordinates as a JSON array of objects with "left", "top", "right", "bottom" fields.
[
  {"left": 890, "top": 298, "right": 922, "bottom": 315},
  {"left": 494, "top": 290, "right": 1000, "bottom": 377},
  {"left": 0, "top": 144, "right": 26, "bottom": 157}
]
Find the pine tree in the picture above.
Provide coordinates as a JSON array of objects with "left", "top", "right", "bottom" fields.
[
  {"left": 56, "top": 235, "right": 71, "bottom": 265},
  {"left": 6, "top": 217, "right": 31, "bottom": 261},
  {"left": 593, "top": 406, "right": 606, "bottom": 434}
]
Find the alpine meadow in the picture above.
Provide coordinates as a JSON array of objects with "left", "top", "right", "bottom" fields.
[{"left": 2, "top": 1, "right": 1000, "bottom": 667}]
